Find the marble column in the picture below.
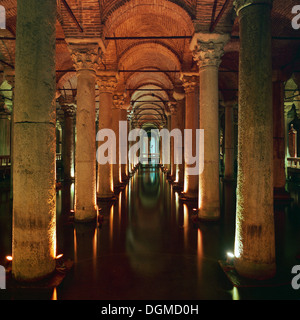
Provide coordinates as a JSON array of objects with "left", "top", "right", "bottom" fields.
[
  {"left": 120, "top": 108, "right": 129, "bottom": 183},
  {"left": 273, "top": 71, "right": 290, "bottom": 200},
  {"left": 12, "top": 0, "right": 57, "bottom": 281},
  {"left": 172, "top": 95, "right": 185, "bottom": 188},
  {"left": 97, "top": 73, "right": 118, "bottom": 200},
  {"left": 233, "top": 0, "right": 276, "bottom": 280},
  {"left": 191, "top": 33, "right": 229, "bottom": 220},
  {"left": 180, "top": 74, "right": 199, "bottom": 200},
  {"left": 169, "top": 103, "right": 177, "bottom": 182},
  {"left": 224, "top": 100, "right": 236, "bottom": 181},
  {"left": 69, "top": 41, "right": 101, "bottom": 222},
  {"left": 0, "top": 113, "right": 11, "bottom": 156},
  {"left": 112, "top": 93, "right": 125, "bottom": 189},
  {"left": 62, "top": 103, "right": 75, "bottom": 182},
  {"left": 289, "top": 124, "right": 297, "bottom": 158}
]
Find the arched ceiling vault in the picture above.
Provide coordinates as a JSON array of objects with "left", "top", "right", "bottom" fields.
[{"left": 0, "top": 1, "right": 299, "bottom": 128}]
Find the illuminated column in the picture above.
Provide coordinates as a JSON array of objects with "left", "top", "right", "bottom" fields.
[
  {"left": 273, "top": 71, "right": 290, "bottom": 199},
  {"left": 0, "top": 112, "right": 11, "bottom": 156},
  {"left": 62, "top": 103, "right": 75, "bottom": 182},
  {"left": 97, "top": 73, "right": 118, "bottom": 199},
  {"left": 234, "top": 0, "right": 276, "bottom": 280},
  {"left": 191, "top": 33, "right": 229, "bottom": 220},
  {"left": 289, "top": 124, "right": 297, "bottom": 158},
  {"left": 69, "top": 41, "right": 101, "bottom": 222},
  {"left": 120, "top": 107, "right": 129, "bottom": 183},
  {"left": 112, "top": 93, "right": 125, "bottom": 188},
  {"left": 181, "top": 74, "right": 199, "bottom": 200},
  {"left": 12, "top": 0, "right": 57, "bottom": 281},
  {"left": 224, "top": 100, "right": 236, "bottom": 181},
  {"left": 173, "top": 96, "right": 185, "bottom": 187},
  {"left": 169, "top": 103, "right": 177, "bottom": 181}
]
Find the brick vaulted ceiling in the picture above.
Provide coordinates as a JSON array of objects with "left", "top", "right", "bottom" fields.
[{"left": 0, "top": 0, "right": 300, "bottom": 126}]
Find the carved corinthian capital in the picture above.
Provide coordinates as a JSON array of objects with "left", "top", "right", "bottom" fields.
[
  {"left": 234, "top": 0, "right": 273, "bottom": 15},
  {"left": 180, "top": 74, "right": 198, "bottom": 94},
  {"left": 190, "top": 33, "right": 230, "bottom": 69},
  {"left": 113, "top": 93, "right": 126, "bottom": 109},
  {"left": 67, "top": 40, "right": 104, "bottom": 71},
  {"left": 97, "top": 73, "right": 119, "bottom": 94}
]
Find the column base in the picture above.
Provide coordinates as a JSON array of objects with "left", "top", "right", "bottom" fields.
[
  {"left": 274, "top": 188, "right": 292, "bottom": 202},
  {"left": 74, "top": 206, "right": 98, "bottom": 223},
  {"left": 179, "top": 192, "right": 198, "bottom": 202},
  {"left": 223, "top": 176, "right": 235, "bottom": 183},
  {"left": 172, "top": 183, "right": 183, "bottom": 192},
  {"left": 198, "top": 206, "right": 220, "bottom": 221},
  {"left": 97, "top": 193, "right": 118, "bottom": 202},
  {"left": 234, "top": 257, "right": 276, "bottom": 281}
]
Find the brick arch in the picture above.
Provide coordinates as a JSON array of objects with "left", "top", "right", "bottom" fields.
[
  {"left": 102, "top": 0, "right": 196, "bottom": 29},
  {"left": 125, "top": 71, "right": 174, "bottom": 94}
]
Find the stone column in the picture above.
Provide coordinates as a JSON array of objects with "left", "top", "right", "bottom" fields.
[
  {"left": 0, "top": 112, "right": 11, "bottom": 156},
  {"left": 120, "top": 107, "right": 129, "bottom": 183},
  {"left": 224, "top": 100, "right": 236, "bottom": 181},
  {"left": 191, "top": 33, "right": 229, "bottom": 219},
  {"left": 233, "top": 0, "right": 276, "bottom": 280},
  {"left": 97, "top": 73, "right": 118, "bottom": 200},
  {"left": 169, "top": 103, "right": 177, "bottom": 182},
  {"left": 12, "top": 0, "right": 57, "bottom": 281},
  {"left": 62, "top": 103, "right": 75, "bottom": 182},
  {"left": 289, "top": 124, "right": 297, "bottom": 158},
  {"left": 68, "top": 41, "right": 101, "bottom": 222},
  {"left": 173, "top": 95, "right": 185, "bottom": 188},
  {"left": 112, "top": 93, "right": 125, "bottom": 189},
  {"left": 273, "top": 71, "right": 290, "bottom": 200},
  {"left": 180, "top": 74, "right": 199, "bottom": 200}
]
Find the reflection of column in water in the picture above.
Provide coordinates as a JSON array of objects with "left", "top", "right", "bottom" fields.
[
  {"left": 126, "top": 168, "right": 164, "bottom": 276},
  {"left": 183, "top": 204, "right": 189, "bottom": 249},
  {"left": 110, "top": 205, "right": 114, "bottom": 248},
  {"left": 73, "top": 228, "right": 77, "bottom": 265},
  {"left": 93, "top": 228, "right": 98, "bottom": 273},
  {"left": 197, "top": 229, "right": 203, "bottom": 279}
]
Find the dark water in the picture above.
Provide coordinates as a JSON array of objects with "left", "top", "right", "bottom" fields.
[{"left": 0, "top": 167, "right": 300, "bottom": 300}]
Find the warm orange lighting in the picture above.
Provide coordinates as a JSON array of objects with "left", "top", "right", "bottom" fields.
[
  {"left": 6, "top": 256, "right": 13, "bottom": 261},
  {"left": 183, "top": 204, "right": 189, "bottom": 248},
  {"left": 55, "top": 254, "right": 64, "bottom": 260},
  {"left": 51, "top": 288, "right": 57, "bottom": 301}
]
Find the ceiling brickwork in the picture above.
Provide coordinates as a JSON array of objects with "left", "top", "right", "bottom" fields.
[{"left": 0, "top": 0, "right": 299, "bottom": 125}]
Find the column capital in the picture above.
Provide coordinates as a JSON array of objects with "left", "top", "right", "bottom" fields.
[
  {"left": 62, "top": 104, "right": 76, "bottom": 117},
  {"left": 112, "top": 93, "right": 126, "bottom": 109},
  {"left": 190, "top": 33, "right": 230, "bottom": 69},
  {"left": 180, "top": 74, "right": 198, "bottom": 94},
  {"left": 224, "top": 99, "right": 238, "bottom": 108},
  {"left": 168, "top": 102, "right": 177, "bottom": 115},
  {"left": 234, "top": 0, "right": 273, "bottom": 15},
  {"left": 67, "top": 40, "right": 104, "bottom": 72},
  {"left": 97, "top": 72, "right": 119, "bottom": 94}
]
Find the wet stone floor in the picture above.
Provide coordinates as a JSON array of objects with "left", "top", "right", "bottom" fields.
[{"left": 0, "top": 166, "right": 300, "bottom": 300}]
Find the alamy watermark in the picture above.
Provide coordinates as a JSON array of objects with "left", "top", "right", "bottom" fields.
[
  {"left": 292, "top": 265, "right": 300, "bottom": 290},
  {"left": 96, "top": 121, "right": 204, "bottom": 176},
  {"left": 0, "top": 5, "right": 6, "bottom": 30},
  {"left": 0, "top": 265, "right": 5, "bottom": 289},
  {"left": 292, "top": 5, "right": 300, "bottom": 30}
]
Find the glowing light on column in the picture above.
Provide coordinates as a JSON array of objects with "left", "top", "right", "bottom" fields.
[
  {"left": 183, "top": 204, "right": 189, "bottom": 247},
  {"left": 51, "top": 288, "right": 57, "bottom": 301}
]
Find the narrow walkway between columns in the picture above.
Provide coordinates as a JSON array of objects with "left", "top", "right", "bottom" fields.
[{"left": 0, "top": 167, "right": 300, "bottom": 300}]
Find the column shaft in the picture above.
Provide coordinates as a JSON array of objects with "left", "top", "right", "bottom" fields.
[
  {"left": 97, "top": 75, "right": 118, "bottom": 199},
  {"left": 75, "top": 69, "right": 97, "bottom": 221},
  {"left": 181, "top": 75, "right": 199, "bottom": 200},
  {"left": 234, "top": 0, "right": 276, "bottom": 279},
  {"left": 12, "top": 0, "right": 57, "bottom": 281},
  {"left": 224, "top": 102, "right": 235, "bottom": 181},
  {"left": 273, "top": 79, "right": 288, "bottom": 197}
]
